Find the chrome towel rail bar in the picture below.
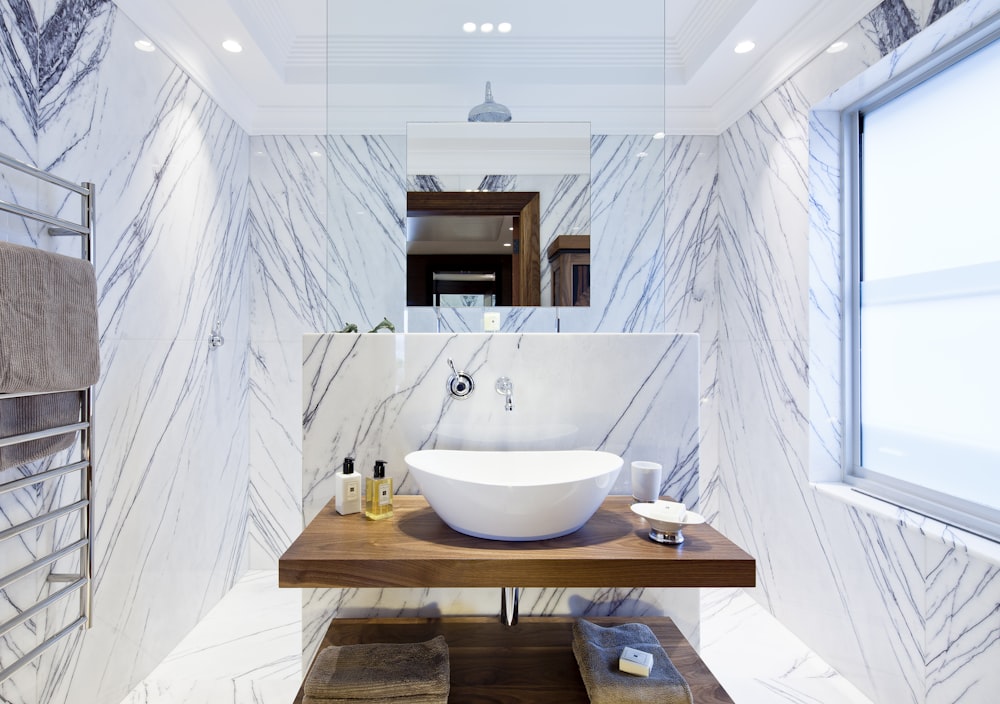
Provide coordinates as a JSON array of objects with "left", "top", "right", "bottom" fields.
[
  {"left": 0, "top": 421, "right": 90, "bottom": 449},
  {"left": 0, "top": 616, "right": 89, "bottom": 684},
  {"left": 0, "top": 538, "right": 90, "bottom": 591},
  {"left": 0, "top": 460, "right": 89, "bottom": 495},
  {"left": 0, "top": 150, "right": 96, "bottom": 686}
]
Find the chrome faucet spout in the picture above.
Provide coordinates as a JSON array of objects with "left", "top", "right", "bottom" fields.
[{"left": 495, "top": 376, "right": 513, "bottom": 412}]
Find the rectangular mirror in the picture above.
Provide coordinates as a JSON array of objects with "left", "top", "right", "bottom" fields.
[
  {"left": 325, "top": 0, "right": 666, "bottom": 327},
  {"left": 406, "top": 121, "right": 591, "bottom": 307}
]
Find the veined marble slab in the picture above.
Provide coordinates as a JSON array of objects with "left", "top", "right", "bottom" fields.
[
  {"left": 300, "top": 331, "right": 701, "bottom": 666},
  {"left": 0, "top": 2, "right": 252, "bottom": 703},
  {"left": 717, "top": 0, "right": 1000, "bottom": 703}
]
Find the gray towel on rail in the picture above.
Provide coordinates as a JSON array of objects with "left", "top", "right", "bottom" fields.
[
  {"left": 303, "top": 636, "right": 449, "bottom": 702},
  {"left": 0, "top": 241, "right": 100, "bottom": 393},
  {"left": 572, "top": 619, "right": 693, "bottom": 704},
  {"left": 0, "top": 391, "right": 81, "bottom": 470}
]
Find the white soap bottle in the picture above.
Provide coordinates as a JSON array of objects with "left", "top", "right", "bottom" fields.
[{"left": 334, "top": 457, "right": 362, "bottom": 515}]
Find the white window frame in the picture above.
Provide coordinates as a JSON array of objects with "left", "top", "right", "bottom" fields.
[{"left": 842, "top": 19, "right": 1000, "bottom": 543}]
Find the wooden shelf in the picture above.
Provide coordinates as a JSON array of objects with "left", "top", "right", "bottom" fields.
[
  {"left": 279, "top": 496, "right": 755, "bottom": 589},
  {"left": 293, "top": 616, "right": 735, "bottom": 704}
]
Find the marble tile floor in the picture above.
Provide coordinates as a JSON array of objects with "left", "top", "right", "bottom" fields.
[
  {"left": 120, "top": 572, "right": 874, "bottom": 704},
  {"left": 119, "top": 571, "right": 302, "bottom": 704},
  {"left": 699, "top": 589, "right": 874, "bottom": 704}
]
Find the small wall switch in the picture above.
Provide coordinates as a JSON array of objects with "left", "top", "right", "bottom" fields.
[
  {"left": 483, "top": 312, "right": 501, "bottom": 332},
  {"left": 619, "top": 647, "right": 654, "bottom": 677}
]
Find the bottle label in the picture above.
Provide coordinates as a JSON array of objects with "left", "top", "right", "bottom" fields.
[
  {"left": 347, "top": 484, "right": 357, "bottom": 497},
  {"left": 379, "top": 485, "right": 391, "bottom": 506}
]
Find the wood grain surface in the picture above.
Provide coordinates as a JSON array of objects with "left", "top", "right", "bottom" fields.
[
  {"left": 292, "top": 616, "right": 735, "bottom": 704},
  {"left": 279, "top": 496, "right": 755, "bottom": 588}
]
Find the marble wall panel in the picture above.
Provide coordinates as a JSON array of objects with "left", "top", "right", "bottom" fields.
[
  {"left": 247, "top": 135, "right": 330, "bottom": 569},
  {"left": 299, "top": 332, "right": 701, "bottom": 664},
  {"left": 247, "top": 339, "right": 303, "bottom": 569},
  {"left": 922, "top": 529, "right": 1000, "bottom": 704},
  {"left": 0, "top": 2, "right": 252, "bottom": 703},
  {"left": 249, "top": 136, "right": 331, "bottom": 341},
  {"left": 718, "top": 0, "right": 1000, "bottom": 702},
  {"left": 556, "top": 135, "right": 667, "bottom": 334},
  {"left": 323, "top": 135, "right": 406, "bottom": 332}
]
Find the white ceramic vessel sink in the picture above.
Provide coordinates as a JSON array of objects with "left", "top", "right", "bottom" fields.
[{"left": 404, "top": 449, "right": 624, "bottom": 541}]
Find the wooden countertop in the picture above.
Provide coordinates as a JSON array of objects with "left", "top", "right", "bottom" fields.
[{"left": 279, "top": 496, "right": 755, "bottom": 589}]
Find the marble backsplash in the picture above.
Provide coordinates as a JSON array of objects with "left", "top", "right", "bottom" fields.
[
  {"left": 248, "top": 130, "right": 719, "bottom": 567},
  {"left": 299, "top": 331, "right": 701, "bottom": 665}
]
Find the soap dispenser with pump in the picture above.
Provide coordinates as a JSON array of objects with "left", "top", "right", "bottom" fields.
[
  {"left": 365, "top": 459, "right": 393, "bottom": 520},
  {"left": 334, "top": 457, "right": 362, "bottom": 515}
]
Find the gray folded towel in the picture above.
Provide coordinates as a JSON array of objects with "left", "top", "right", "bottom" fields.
[
  {"left": 0, "top": 391, "right": 81, "bottom": 470},
  {"left": 572, "top": 619, "right": 693, "bottom": 704},
  {"left": 304, "top": 635, "right": 449, "bottom": 702},
  {"left": 0, "top": 241, "right": 100, "bottom": 393}
]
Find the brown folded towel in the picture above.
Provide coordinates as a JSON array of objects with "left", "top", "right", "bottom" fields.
[
  {"left": 572, "top": 619, "right": 693, "bottom": 704},
  {"left": 304, "top": 636, "right": 449, "bottom": 702},
  {"left": 0, "top": 241, "right": 100, "bottom": 393},
  {"left": 0, "top": 391, "right": 81, "bottom": 470}
]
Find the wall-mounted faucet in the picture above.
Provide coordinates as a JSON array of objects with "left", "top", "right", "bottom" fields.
[
  {"left": 495, "top": 376, "right": 513, "bottom": 412},
  {"left": 446, "top": 358, "right": 475, "bottom": 399}
]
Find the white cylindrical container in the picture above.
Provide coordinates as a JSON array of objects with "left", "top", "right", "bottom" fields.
[{"left": 630, "top": 460, "right": 662, "bottom": 503}]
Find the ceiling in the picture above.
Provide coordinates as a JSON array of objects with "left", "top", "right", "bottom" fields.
[{"left": 113, "top": 0, "right": 882, "bottom": 136}]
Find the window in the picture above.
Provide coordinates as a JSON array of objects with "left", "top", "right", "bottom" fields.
[{"left": 846, "top": 28, "right": 1000, "bottom": 540}]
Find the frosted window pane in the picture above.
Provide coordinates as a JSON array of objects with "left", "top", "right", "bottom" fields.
[
  {"left": 858, "top": 36, "right": 1000, "bottom": 514},
  {"left": 860, "top": 286, "right": 1000, "bottom": 511},
  {"left": 862, "top": 38, "right": 1000, "bottom": 282}
]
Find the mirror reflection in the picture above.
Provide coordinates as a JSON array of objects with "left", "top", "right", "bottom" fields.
[
  {"left": 406, "top": 122, "right": 590, "bottom": 306},
  {"left": 325, "top": 1, "right": 666, "bottom": 317}
]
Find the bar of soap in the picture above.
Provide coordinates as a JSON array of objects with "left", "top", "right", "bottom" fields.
[
  {"left": 619, "top": 646, "right": 654, "bottom": 677},
  {"left": 656, "top": 500, "right": 687, "bottom": 522}
]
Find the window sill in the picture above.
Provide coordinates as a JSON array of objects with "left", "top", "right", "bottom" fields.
[{"left": 811, "top": 482, "right": 1000, "bottom": 567}]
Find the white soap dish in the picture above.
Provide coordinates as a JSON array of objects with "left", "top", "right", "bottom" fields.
[{"left": 630, "top": 501, "right": 705, "bottom": 545}]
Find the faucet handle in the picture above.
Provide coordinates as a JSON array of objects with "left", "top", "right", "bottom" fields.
[
  {"left": 446, "top": 358, "right": 475, "bottom": 399},
  {"left": 495, "top": 376, "right": 513, "bottom": 412}
]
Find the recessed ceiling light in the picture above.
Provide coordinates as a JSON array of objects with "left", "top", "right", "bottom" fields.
[
  {"left": 310, "top": 150, "right": 323, "bottom": 158},
  {"left": 222, "top": 39, "right": 243, "bottom": 53},
  {"left": 503, "top": 243, "right": 512, "bottom": 247},
  {"left": 480, "top": 22, "right": 494, "bottom": 33},
  {"left": 463, "top": 22, "right": 476, "bottom": 33},
  {"left": 498, "top": 22, "right": 512, "bottom": 33},
  {"left": 653, "top": 132, "right": 665, "bottom": 140},
  {"left": 826, "top": 41, "right": 849, "bottom": 54},
  {"left": 636, "top": 151, "right": 648, "bottom": 159},
  {"left": 134, "top": 39, "right": 155, "bottom": 52},
  {"left": 734, "top": 40, "right": 756, "bottom": 54}
]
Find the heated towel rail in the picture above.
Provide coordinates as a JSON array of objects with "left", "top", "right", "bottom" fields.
[{"left": 0, "top": 152, "right": 95, "bottom": 684}]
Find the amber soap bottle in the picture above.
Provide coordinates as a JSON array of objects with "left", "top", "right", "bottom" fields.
[{"left": 365, "top": 459, "right": 393, "bottom": 520}]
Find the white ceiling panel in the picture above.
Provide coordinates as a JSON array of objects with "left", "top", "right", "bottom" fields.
[{"left": 113, "top": 0, "right": 883, "bottom": 135}]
